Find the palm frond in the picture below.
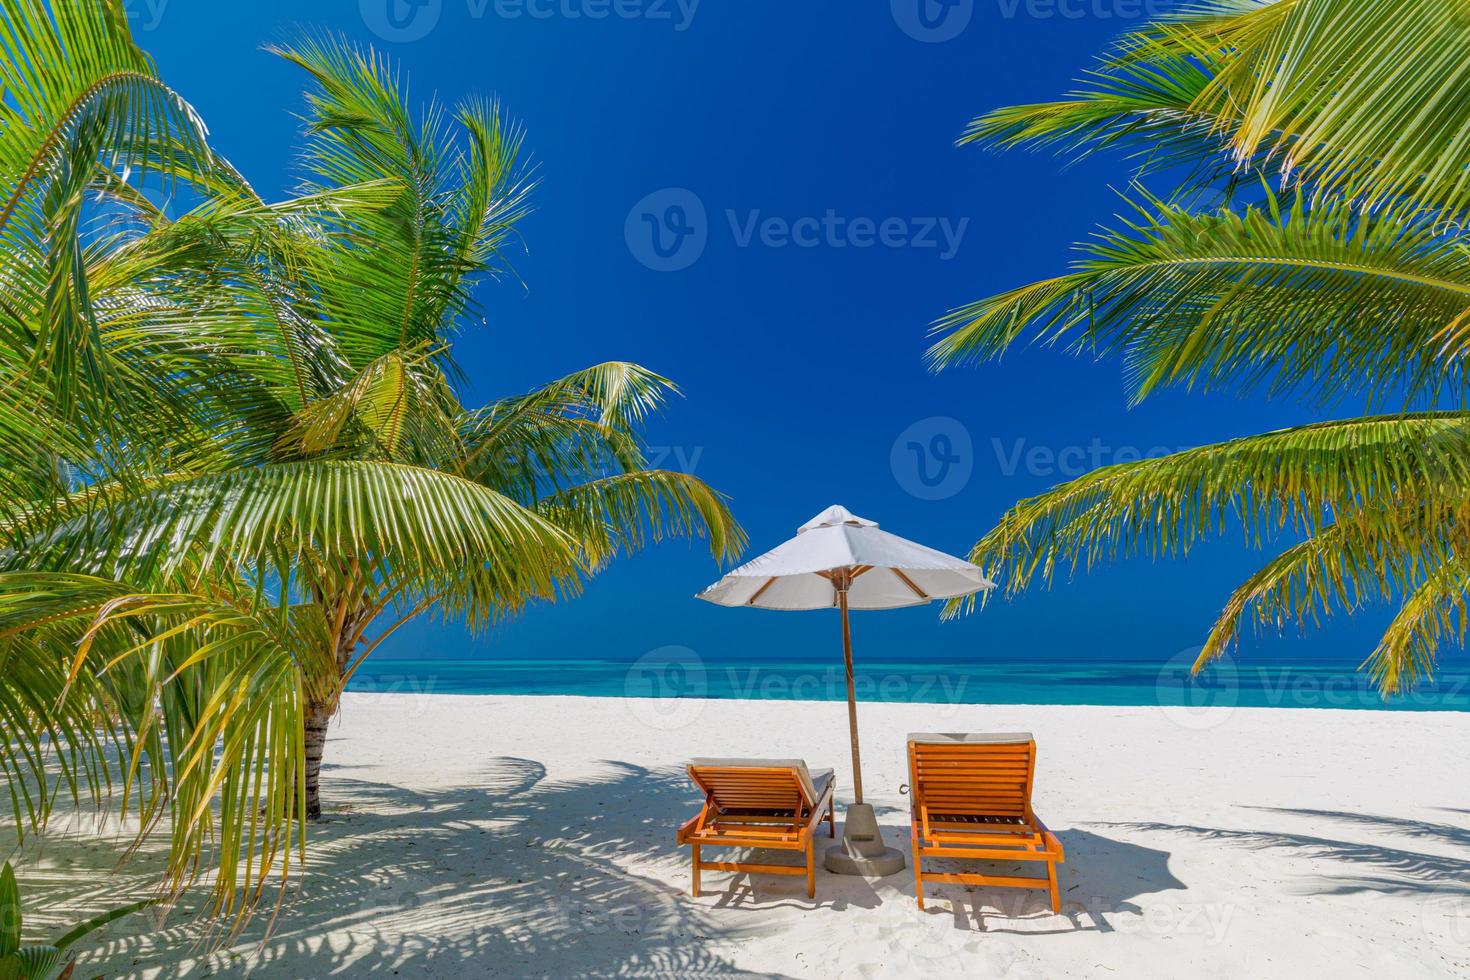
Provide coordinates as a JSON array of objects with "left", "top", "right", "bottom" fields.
[
  {"left": 1182, "top": 0, "right": 1470, "bottom": 214},
  {"left": 457, "top": 362, "right": 681, "bottom": 492},
  {"left": 269, "top": 35, "right": 531, "bottom": 374},
  {"left": 0, "top": 14, "right": 742, "bottom": 939},
  {"left": 964, "top": 1, "right": 1470, "bottom": 214},
  {"left": 535, "top": 470, "right": 746, "bottom": 569},
  {"left": 1365, "top": 555, "right": 1470, "bottom": 694},
  {"left": 961, "top": 28, "right": 1232, "bottom": 181},
  {"left": 1196, "top": 503, "right": 1467, "bottom": 664},
  {"left": 9, "top": 461, "right": 582, "bottom": 610},
  {"left": 276, "top": 348, "right": 461, "bottom": 462},
  {"left": 0, "top": 0, "right": 227, "bottom": 419},
  {"left": 953, "top": 413, "right": 1470, "bottom": 607},
  {"left": 929, "top": 189, "right": 1470, "bottom": 406},
  {"left": 0, "top": 571, "right": 311, "bottom": 922}
]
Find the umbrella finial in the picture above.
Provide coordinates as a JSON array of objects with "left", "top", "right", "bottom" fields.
[{"left": 798, "top": 505, "right": 878, "bottom": 534}]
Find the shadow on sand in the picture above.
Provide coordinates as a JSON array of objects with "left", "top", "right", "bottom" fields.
[
  {"left": 8, "top": 757, "right": 1212, "bottom": 976},
  {"left": 1095, "top": 806, "right": 1470, "bottom": 899}
]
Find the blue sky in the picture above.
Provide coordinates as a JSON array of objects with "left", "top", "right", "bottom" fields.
[{"left": 136, "top": 0, "right": 1392, "bottom": 668}]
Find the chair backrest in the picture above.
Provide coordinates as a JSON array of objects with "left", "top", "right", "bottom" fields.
[
  {"left": 907, "top": 733, "right": 1036, "bottom": 819},
  {"left": 688, "top": 758, "right": 817, "bottom": 810}
]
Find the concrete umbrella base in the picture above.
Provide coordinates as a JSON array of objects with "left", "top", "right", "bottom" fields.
[{"left": 823, "top": 803, "right": 907, "bottom": 877}]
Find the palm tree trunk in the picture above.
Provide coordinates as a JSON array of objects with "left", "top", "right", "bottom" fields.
[
  {"left": 301, "top": 599, "right": 373, "bottom": 820},
  {"left": 303, "top": 701, "right": 333, "bottom": 820}
]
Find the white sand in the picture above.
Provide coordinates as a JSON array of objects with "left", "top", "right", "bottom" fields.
[{"left": 18, "top": 693, "right": 1470, "bottom": 977}]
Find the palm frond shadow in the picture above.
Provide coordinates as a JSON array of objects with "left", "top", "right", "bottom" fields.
[
  {"left": 7, "top": 757, "right": 1203, "bottom": 974},
  {"left": 243, "top": 758, "right": 786, "bottom": 977},
  {"left": 13, "top": 758, "right": 792, "bottom": 978},
  {"left": 1096, "top": 812, "right": 1470, "bottom": 898},
  {"left": 1244, "top": 806, "right": 1470, "bottom": 852}
]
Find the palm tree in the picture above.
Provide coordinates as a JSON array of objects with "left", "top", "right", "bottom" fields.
[
  {"left": 248, "top": 37, "right": 745, "bottom": 819},
  {"left": 0, "top": 1, "right": 741, "bottom": 926},
  {"left": 0, "top": 0, "right": 306, "bottom": 923},
  {"left": 930, "top": 0, "right": 1470, "bottom": 693}
]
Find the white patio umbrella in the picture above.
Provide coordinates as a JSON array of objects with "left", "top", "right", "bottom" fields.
[{"left": 697, "top": 504, "right": 994, "bottom": 876}]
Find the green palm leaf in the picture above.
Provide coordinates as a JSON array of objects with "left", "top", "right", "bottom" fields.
[
  {"left": 929, "top": 189, "right": 1470, "bottom": 406},
  {"left": 0, "top": 0, "right": 225, "bottom": 419},
  {"left": 956, "top": 413, "right": 1470, "bottom": 603},
  {"left": 269, "top": 35, "right": 532, "bottom": 375},
  {"left": 965, "top": 1, "right": 1470, "bottom": 214},
  {"left": 1366, "top": 556, "right": 1470, "bottom": 695},
  {"left": 0, "top": 572, "right": 309, "bottom": 919},
  {"left": 942, "top": 2, "right": 1470, "bottom": 693},
  {"left": 536, "top": 470, "right": 746, "bottom": 569},
  {"left": 9, "top": 461, "right": 580, "bottom": 599},
  {"left": 0, "top": 9, "right": 744, "bottom": 936},
  {"left": 1195, "top": 502, "right": 1470, "bottom": 663}
]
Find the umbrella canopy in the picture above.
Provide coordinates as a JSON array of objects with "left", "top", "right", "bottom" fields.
[
  {"left": 696, "top": 505, "right": 994, "bottom": 823},
  {"left": 697, "top": 505, "right": 994, "bottom": 610}
]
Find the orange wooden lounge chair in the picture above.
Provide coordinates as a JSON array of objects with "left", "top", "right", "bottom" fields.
[
  {"left": 676, "top": 758, "right": 836, "bottom": 899},
  {"left": 905, "top": 732, "right": 1065, "bottom": 913}
]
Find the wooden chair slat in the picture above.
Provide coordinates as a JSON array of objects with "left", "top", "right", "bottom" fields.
[
  {"left": 908, "top": 737, "right": 1064, "bottom": 914},
  {"left": 680, "top": 761, "right": 836, "bottom": 901}
]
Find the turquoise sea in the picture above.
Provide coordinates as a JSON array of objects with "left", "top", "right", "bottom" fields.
[{"left": 351, "top": 655, "right": 1470, "bottom": 712}]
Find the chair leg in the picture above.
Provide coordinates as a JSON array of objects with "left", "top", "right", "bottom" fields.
[
  {"left": 828, "top": 800, "right": 835, "bottom": 837},
  {"left": 806, "top": 838, "right": 816, "bottom": 899},
  {"left": 911, "top": 834, "right": 925, "bottom": 910},
  {"left": 1046, "top": 859, "right": 1060, "bottom": 914},
  {"left": 691, "top": 844, "right": 701, "bottom": 898}
]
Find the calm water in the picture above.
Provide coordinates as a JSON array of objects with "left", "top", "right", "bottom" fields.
[{"left": 350, "top": 655, "right": 1470, "bottom": 712}]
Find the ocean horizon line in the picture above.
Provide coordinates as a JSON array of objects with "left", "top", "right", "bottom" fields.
[{"left": 350, "top": 655, "right": 1470, "bottom": 712}]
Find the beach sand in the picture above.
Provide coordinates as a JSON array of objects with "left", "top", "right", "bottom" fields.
[{"left": 19, "top": 692, "right": 1470, "bottom": 977}]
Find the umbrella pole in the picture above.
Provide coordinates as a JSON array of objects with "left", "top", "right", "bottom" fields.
[
  {"left": 839, "top": 585, "right": 863, "bottom": 804},
  {"left": 824, "top": 574, "right": 902, "bottom": 876}
]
